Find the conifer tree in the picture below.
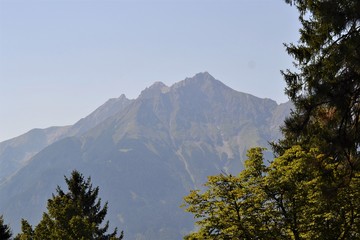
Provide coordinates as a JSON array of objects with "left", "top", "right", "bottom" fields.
[
  {"left": 31, "top": 170, "right": 123, "bottom": 240},
  {"left": 14, "top": 219, "right": 34, "bottom": 240},
  {"left": 277, "top": 0, "right": 360, "bottom": 183},
  {"left": 0, "top": 215, "right": 12, "bottom": 240}
]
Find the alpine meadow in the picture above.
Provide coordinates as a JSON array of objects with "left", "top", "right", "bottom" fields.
[{"left": 1, "top": 0, "right": 360, "bottom": 239}]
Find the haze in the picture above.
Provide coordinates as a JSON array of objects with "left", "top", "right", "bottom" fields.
[{"left": 0, "top": 0, "right": 299, "bottom": 142}]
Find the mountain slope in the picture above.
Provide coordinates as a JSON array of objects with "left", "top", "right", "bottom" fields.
[
  {"left": 0, "top": 72, "right": 291, "bottom": 239},
  {"left": 0, "top": 126, "right": 71, "bottom": 183},
  {"left": 0, "top": 95, "right": 133, "bottom": 183}
]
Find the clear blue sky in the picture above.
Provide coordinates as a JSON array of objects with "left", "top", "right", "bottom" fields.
[{"left": 0, "top": 0, "right": 300, "bottom": 142}]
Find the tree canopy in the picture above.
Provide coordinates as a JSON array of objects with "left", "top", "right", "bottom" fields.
[
  {"left": 16, "top": 170, "right": 123, "bottom": 240},
  {"left": 183, "top": 147, "right": 360, "bottom": 239},
  {"left": 183, "top": 0, "right": 360, "bottom": 239},
  {"left": 278, "top": 0, "right": 360, "bottom": 181}
]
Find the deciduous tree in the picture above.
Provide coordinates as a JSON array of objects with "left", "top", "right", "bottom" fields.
[
  {"left": 183, "top": 148, "right": 270, "bottom": 239},
  {"left": 183, "top": 147, "right": 360, "bottom": 239}
]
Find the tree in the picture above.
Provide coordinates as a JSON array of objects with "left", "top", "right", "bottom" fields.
[
  {"left": 266, "top": 146, "right": 360, "bottom": 239},
  {"left": 183, "top": 0, "right": 360, "bottom": 239},
  {"left": 0, "top": 215, "right": 12, "bottom": 240},
  {"left": 278, "top": 0, "right": 360, "bottom": 182},
  {"left": 15, "top": 219, "right": 34, "bottom": 240},
  {"left": 182, "top": 148, "right": 273, "bottom": 239},
  {"left": 183, "top": 147, "right": 360, "bottom": 239},
  {"left": 274, "top": 0, "right": 360, "bottom": 237},
  {"left": 19, "top": 170, "right": 123, "bottom": 240}
]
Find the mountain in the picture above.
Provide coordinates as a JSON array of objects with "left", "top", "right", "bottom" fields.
[
  {"left": 0, "top": 72, "right": 292, "bottom": 239},
  {"left": 0, "top": 95, "right": 133, "bottom": 183},
  {"left": 0, "top": 126, "right": 71, "bottom": 183}
]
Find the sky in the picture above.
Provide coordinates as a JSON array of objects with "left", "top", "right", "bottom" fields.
[{"left": 0, "top": 0, "right": 300, "bottom": 142}]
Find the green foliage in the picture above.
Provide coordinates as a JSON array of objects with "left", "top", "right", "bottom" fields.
[
  {"left": 267, "top": 146, "right": 360, "bottom": 239},
  {"left": 14, "top": 219, "right": 34, "bottom": 240},
  {"left": 278, "top": 0, "right": 360, "bottom": 179},
  {"left": 183, "top": 147, "right": 360, "bottom": 239},
  {"left": 183, "top": 148, "right": 277, "bottom": 239},
  {"left": 0, "top": 215, "right": 12, "bottom": 240},
  {"left": 184, "top": 0, "right": 360, "bottom": 239},
  {"left": 17, "top": 170, "right": 123, "bottom": 240},
  {"left": 277, "top": 0, "right": 360, "bottom": 237}
]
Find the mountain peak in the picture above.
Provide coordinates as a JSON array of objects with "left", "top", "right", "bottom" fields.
[
  {"left": 139, "top": 81, "right": 169, "bottom": 98},
  {"left": 173, "top": 72, "right": 210, "bottom": 85},
  {"left": 184, "top": 72, "right": 216, "bottom": 84},
  {"left": 193, "top": 71, "right": 215, "bottom": 80},
  {"left": 118, "top": 93, "right": 128, "bottom": 100},
  {"left": 0, "top": 71, "right": 293, "bottom": 239},
  {"left": 171, "top": 72, "right": 228, "bottom": 95},
  {"left": 139, "top": 72, "right": 222, "bottom": 99}
]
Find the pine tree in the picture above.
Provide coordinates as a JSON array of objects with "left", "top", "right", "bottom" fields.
[
  {"left": 275, "top": 0, "right": 360, "bottom": 236},
  {"left": 32, "top": 170, "right": 123, "bottom": 240},
  {"left": 0, "top": 215, "right": 12, "bottom": 240},
  {"left": 278, "top": 0, "right": 360, "bottom": 183},
  {"left": 14, "top": 219, "right": 34, "bottom": 240}
]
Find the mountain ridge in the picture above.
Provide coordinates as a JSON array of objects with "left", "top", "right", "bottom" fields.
[
  {"left": 0, "top": 94, "right": 133, "bottom": 183},
  {"left": 0, "top": 72, "right": 292, "bottom": 239}
]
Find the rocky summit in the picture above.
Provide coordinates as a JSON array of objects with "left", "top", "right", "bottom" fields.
[{"left": 0, "top": 72, "right": 292, "bottom": 239}]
